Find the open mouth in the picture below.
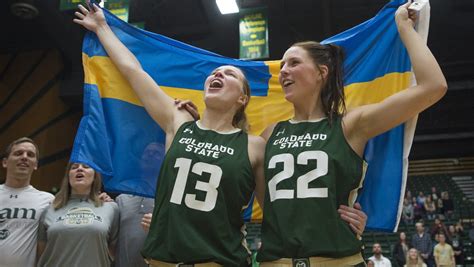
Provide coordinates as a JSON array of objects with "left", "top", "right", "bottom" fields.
[
  {"left": 17, "top": 163, "right": 29, "bottom": 168},
  {"left": 75, "top": 173, "right": 85, "bottom": 179},
  {"left": 282, "top": 79, "right": 294, "bottom": 88},
  {"left": 209, "top": 79, "right": 223, "bottom": 90}
]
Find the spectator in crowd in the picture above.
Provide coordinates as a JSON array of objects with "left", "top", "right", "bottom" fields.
[
  {"left": 369, "top": 243, "right": 392, "bottom": 267},
  {"left": 417, "top": 192, "right": 427, "bottom": 207},
  {"left": 433, "top": 232, "right": 440, "bottom": 245},
  {"left": 116, "top": 194, "right": 154, "bottom": 267},
  {"left": 454, "top": 220, "right": 464, "bottom": 236},
  {"left": 423, "top": 195, "right": 436, "bottom": 220},
  {"left": 412, "top": 222, "right": 432, "bottom": 266},
  {"left": 430, "top": 187, "right": 438, "bottom": 202},
  {"left": 413, "top": 197, "right": 424, "bottom": 222},
  {"left": 393, "top": 232, "right": 409, "bottom": 267},
  {"left": 441, "top": 192, "right": 454, "bottom": 219},
  {"left": 406, "top": 190, "right": 413, "bottom": 200},
  {"left": 37, "top": 162, "right": 119, "bottom": 266},
  {"left": 0, "top": 137, "right": 54, "bottom": 267},
  {"left": 115, "top": 142, "right": 161, "bottom": 267},
  {"left": 367, "top": 259, "right": 375, "bottom": 267},
  {"left": 437, "top": 198, "right": 444, "bottom": 218},
  {"left": 430, "top": 217, "right": 448, "bottom": 240},
  {"left": 404, "top": 248, "right": 427, "bottom": 267},
  {"left": 448, "top": 225, "right": 464, "bottom": 265},
  {"left": 433, "top": 233, "right": 455, "bottom": 267},
  {"left": 403, "top": 198, "right": 415, "bottom": 225}
]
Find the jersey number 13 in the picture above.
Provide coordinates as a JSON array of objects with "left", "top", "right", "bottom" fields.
[{"left": 170, "top": 158, "right": 222, "bottom": 212}]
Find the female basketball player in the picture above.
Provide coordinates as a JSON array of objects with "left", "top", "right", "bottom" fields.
[
  {"left": 74, "top": 2, "right": 367, "bottom": 266},
  {"left": 257, "top": 2, "right": 447, "bottom": 266}
]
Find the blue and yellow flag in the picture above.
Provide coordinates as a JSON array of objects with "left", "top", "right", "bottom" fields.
[{"left": 71, "top": 0, "right": 428, "bottom": 231}]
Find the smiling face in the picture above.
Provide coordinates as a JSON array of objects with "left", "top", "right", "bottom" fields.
[
  {"left": 68, "top": 163, "right": 95, "bottom": 195},
  {"left": 203, "top": 65, "right": 248, "bottom": 110},
  {"left": 279, "top": 46, "right": 327, "bottom": 104},
  {"left": 408, "top": 248, "right": 418, "bottom": 261},
  {"left": 2, "top": 142, "right": 38, "bottom": 185}
]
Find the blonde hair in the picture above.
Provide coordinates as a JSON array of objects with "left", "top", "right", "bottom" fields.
[
  {"left": 405, "top": 248, "right": 425, "bottom": 267},
  {"left": 53, "top": 162, "right": 103, "bottom": 209},
  {"left": 232, "top": 72, "right": 251, "bottom": 131}
]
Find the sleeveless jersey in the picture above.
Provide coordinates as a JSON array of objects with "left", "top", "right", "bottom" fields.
[
  {"left": 258, "top": 117, "right": 367, "bottom": 261},
  {"left": 142, "top": 121, "right": 254, "bottom": 266}
]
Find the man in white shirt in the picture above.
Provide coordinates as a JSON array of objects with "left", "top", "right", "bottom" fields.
[
  {"left": 369, "top": 243, "right": 393, "bottom": 267},
  {"left": 0, "top": 137, "right": 54, "bottom": 267}
]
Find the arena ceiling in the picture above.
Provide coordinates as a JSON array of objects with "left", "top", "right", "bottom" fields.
[{"left": 0, "top": 0, "right": 473, "bottom": 160}]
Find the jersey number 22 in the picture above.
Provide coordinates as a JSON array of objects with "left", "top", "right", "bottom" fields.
[{"left": 268, "top": 150, "right": 328, "bottom": 202}]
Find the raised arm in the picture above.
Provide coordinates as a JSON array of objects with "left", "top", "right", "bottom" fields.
[
  {"left": 73, "top": 3, "right": 192, "bottom": 135},
  {"left": 344, "top": 2, "right": 447, "bottom": 149}
]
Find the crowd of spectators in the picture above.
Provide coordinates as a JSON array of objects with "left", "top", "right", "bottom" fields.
[{"left": 366, "top": 187, "right": 473, "bottom": 267}]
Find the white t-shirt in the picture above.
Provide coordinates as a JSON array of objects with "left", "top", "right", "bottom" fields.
[
  {"left": 369, "top": 255, "right": 393, "bottom": 267},
  {"left": 0, "top": 184, "right": 54, "bottom": 267}
]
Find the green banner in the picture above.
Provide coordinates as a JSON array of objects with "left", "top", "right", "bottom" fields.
[
  {"left": 239, "top": 9, "right": 269, "bottom": 59},
  {"left": 105, "top": 0, "right": 129, "bottom": 22},
  {"left": 60, "top": 0, "right": 85, "bottom": 11},
  {"left": 59, "top": 0, "right": 129, "bottom": 20}
]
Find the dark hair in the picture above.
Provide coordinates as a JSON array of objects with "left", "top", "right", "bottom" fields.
[
  {"left": 3, "top": 137, "right": 40, "bottom": 161},
  {"left": 292, "top": 41, "right": 346, "bottom": 123},
  {"left": 53, "top": 162, "right": 103, "bottom": 210}
]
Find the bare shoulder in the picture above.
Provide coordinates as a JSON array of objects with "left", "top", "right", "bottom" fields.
[
  {"left": 342, "top": 107, "right": 370, "bottom": 157},
  {"left": 260, "top": 123, "right": 278, "bottom": 141},
  {"left": 168, "top": 107, "right": 195, "bottom": 136},
  {"left": 247, "top": 134, "right": 265, "bottom": 164},
  {"left": 248, "top": 134, "right": 266, "bottom": 151},
  {"left": 341, "top": 106, "right": 368, "bottom": 135}
]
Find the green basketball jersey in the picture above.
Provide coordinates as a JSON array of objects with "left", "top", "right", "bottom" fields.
[
  {"left": 257, "top": 117, "right": 367, "bottom": 261},
  {"left": 142, "top": 121, "right": 254, "bottom": 266}
]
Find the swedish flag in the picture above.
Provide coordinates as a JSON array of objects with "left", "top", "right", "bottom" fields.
[{"left": 71, "top": 0, "right": 427, "bottom": 231}]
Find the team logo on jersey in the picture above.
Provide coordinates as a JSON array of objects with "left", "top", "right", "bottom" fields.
[
  {"left": 9, "top": 194, "right": 18, "bottom": 198},
  {"left": 56, "top": 207, "right": 102, "bottom": 225},
  {"left": 178, "top": 137, "right": 235, "bottom": 159},
  {"left": 183, "top": 128, "right": 193, "bottom": 134},
  {"left": 0, "top": 229, "right": 10, "bottom": 240},
  {"left": 275, "top": 128, "right": 285, "bottom": 136},
  {"left": 292, "top": 258, "right": 309, "bottom": 267},
  {"left": 273, "top": 133, "right": 328, "bottom": 149}
]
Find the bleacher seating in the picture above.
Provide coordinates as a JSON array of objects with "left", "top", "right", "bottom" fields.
[{"left": 363, "top": 172, "right": 474, "bottom": 266}]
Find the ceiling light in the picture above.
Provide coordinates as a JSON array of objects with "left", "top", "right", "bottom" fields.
[{"left": 216, "top": 0, "right": 239, "bottom": 15}]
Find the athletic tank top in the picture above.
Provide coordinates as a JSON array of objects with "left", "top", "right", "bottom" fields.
[
  {"left": 142, "top": 121, "right": 254, "bottom": 266},
  {"left": 258, "top": 117, "right": 367, "bottom": 261}
]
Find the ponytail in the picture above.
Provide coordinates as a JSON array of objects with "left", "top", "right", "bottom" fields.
[
  {"left": 323, "top": 43, "right": 346, "bottom": 122},
  {"left": 232, "top": 70, "right": 251, "bottom": 132}
]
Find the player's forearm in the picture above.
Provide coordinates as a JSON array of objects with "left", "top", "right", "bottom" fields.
[{"left": 397, "top": 23, "right": 447, "bottom": 99}]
